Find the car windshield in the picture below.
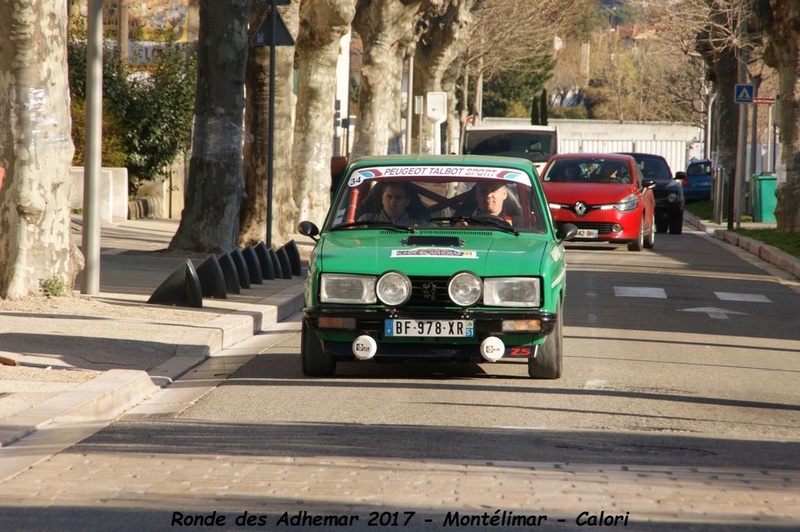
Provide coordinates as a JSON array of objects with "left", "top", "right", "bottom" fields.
[
  {"left": 463, "top": 130, "right": 556, "bottom": 163},
  {"left": 542, "top": 157, "right": 633, "bottom": 184},
  {"left": 633, "top": 156, "right": 672, "bottom": 182},
  {"left": 328, "top": 164, "right": 546, "bottom": 233},
  {"left": 687, "top": 161, "right": 712, "bottom": 176}
]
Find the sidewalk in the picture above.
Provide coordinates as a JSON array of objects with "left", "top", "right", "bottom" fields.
[
  {"left": 0, "top": 217, "right": 310, "bottom": 448},
  {"left": 0, "top": 214, "right": 797, "bottom": 451},
  {"left": 683, "top": 212, "right": 800, "bottom": 280}
]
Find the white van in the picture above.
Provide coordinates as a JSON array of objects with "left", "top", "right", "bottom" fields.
[{"left": 461, "top": 123, "right": 558, "bottom": 175}]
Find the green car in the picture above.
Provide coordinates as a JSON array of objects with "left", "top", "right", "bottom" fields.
[{"left": 297, "top": 154, "right": 577, "bottom": 378}]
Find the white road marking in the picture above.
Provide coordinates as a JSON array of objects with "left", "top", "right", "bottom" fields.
[
  {"left": 614, "top": 286, "right": 667, "bottom": 299},
  {"left": 679, "top": 307, "right": 748, "bottom": 320},
  {"left": 715, "top": 292, "right": 772, "bottom": 303}
]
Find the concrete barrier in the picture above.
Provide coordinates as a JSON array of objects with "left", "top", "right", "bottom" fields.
[{"left": 69, "top": 166, "right": 129, "bottom": 222}]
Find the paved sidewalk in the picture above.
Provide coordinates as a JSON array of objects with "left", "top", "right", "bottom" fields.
[
  {"left": 0, "top": 217, "right": 310, "bottom": 448},
  {"left": 684, "top": 212, "right": 800, "bottom": 281},
  {"left": 0, "top": 214, "right": 797, "bottom": 452}
]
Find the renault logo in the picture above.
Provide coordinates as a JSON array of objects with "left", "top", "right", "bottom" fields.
[{"left": 574, "top": 201, "right": 588, "bottom": 216}]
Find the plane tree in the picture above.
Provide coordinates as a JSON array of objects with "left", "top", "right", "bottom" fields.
[
  {"left": 169, "top": 0, "right": 251, "bottom": 253},
  {"left": 752, "top": 0, "right": 800, "bottom": 231},
  {"left": 0, "top": 0, "right": 80, "bottom": 300},
  {"left": 239, "top": 1, "right": 301, "bottom": 247},
  {"left": 292, "top": 0, "right": 357, "bottom": 227}
]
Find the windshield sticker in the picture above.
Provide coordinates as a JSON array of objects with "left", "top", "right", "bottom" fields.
[
  {"left": 349, "top": 166, "right": 530, "bottom": 186},
  {"left": 391, "top": 248, "right": 478, "bottom": 259}
]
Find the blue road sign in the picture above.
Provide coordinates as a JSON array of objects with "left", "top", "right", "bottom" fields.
[{"left": 735, "top": 84, "right": 754, "bottom": 104}]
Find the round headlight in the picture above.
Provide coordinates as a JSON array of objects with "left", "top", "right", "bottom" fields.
[
  {"left": 376, "top": 271, "right": 412, "bottom": 306},
  {"left": 448, "top": 271, "right": 482, "bottom": 307}
]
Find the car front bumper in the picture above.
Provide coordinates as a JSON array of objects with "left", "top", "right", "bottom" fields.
[{"left": 303, "top": 306, "right": 557, "bottom": 361}]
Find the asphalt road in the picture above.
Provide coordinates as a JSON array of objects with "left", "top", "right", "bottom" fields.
[{"left": 1, "top": 226, "right": 798, "bottom": 531}]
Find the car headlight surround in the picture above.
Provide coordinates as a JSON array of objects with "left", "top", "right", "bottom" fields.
[
  {"left": 376, "top": 270, "right": 412, "bottom": 306},
  {"left": 483, "top": 277, "right": 541, "bottom": 307},
  {"left": 614, "top": 194, "right": 639, "bottom": 212},
  {"left": 320, "top": 273, "right": 376, "bottom": 304},
  {"left": 448, "top": 271, "right": 482, "bottom": 307}
]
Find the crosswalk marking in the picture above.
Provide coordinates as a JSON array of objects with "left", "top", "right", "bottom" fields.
[
  {"left": 598, "top": 286, "right": 774, "bottom": 303},
  {"left": 714, "top": 292, "right": 772, "bottom": 303},
  {"left": 613, "top": 286, "right": 667, "bottom": 299}
]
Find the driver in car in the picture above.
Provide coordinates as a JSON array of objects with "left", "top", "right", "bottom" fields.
[{"left": 358, "top": 182, "right": 418, "bottom": 225}]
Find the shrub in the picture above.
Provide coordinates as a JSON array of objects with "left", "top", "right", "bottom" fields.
[
  {"left": 68, "top": 28, "right": 196, "bottom": 189},
  {"left": 40, "top": 276, "right": 67, "bottom": 298}
]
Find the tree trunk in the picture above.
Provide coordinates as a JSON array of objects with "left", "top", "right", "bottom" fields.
[
  {"left": 170, "top": 0, "right": 250, "bottom": 253},
  {"left": 755, "top": 0, "right": 800, "bottom": 232},
  {"left": 711, "top": 50, "right": 740, "bottom": 181},
  {"left": 352, "top": 0, "right": 425, "bottom": 158},
  {"left": 240, "top": 0, "right": 300, "bottom": 247},
  {"left": 0, "top": 0, "right": 81, "bottom": 300},
  {"left": 294, "top": 0, "right": 356, "bottom": 225},
  {"left": 413, "top": 1, "right": 473, "bottom": 154}
]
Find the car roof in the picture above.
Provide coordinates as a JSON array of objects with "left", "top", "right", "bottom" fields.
[
  {"left": 618, "top": 152, "right": 668, "bottom": 162},
  {"left": 348, "top": 154, "right": 536, "bottom": 172},
  {"left": 548, "top": 153, "right": 636, "bottom": 163}
]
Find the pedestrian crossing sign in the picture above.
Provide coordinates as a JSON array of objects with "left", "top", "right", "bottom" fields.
[{"left": 735, "top": 84, "right": 754, "bottom": 104}]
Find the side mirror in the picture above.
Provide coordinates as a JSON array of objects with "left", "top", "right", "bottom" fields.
[
  {"left": 556, "top": 223, "right": 578, "bottom": 242},
  {"left": 297, "top": 221, "right": 320, "bottom": 242},
  {"left": 642, "top": 179, "right": 656, "bottom": 189},
  {"left": 675, "top": 171, "right": 687, "bottom": 180}
]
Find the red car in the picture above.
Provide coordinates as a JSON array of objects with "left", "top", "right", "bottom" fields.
[{"left": 540, "top": 153, "right": 656, "bottom": 251}]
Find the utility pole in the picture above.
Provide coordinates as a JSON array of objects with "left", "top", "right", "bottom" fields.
[
  {"left": 82, "top": 0, "right": 103, "bottom": 295},
  {"left": 734, "top": 19, "right": 749, "bottom": 230},
  {"left": 118, "top": 0, "right": 129, "bottom": 65}
]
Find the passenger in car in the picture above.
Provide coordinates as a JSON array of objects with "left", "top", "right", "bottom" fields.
[
  {"left": 563, "top": 164, "right": 582, "bottom": 182},
  {"left": 460, "top": 181, "right": 522, "bottom": 227}
]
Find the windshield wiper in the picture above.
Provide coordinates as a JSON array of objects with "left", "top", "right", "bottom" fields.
[
  {"left": 332, "top": 220, "right": 415, "bottom": 233},
  {"left": 429, "top": 217, "right": 519, "bottom": 236}
]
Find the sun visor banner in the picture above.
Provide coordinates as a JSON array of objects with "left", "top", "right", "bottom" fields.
[{"left": 348, "top": 166, "right": 530, "bottom": 187}]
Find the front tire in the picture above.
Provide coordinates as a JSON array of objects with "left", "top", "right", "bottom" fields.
[
  {"left": 627, "top": 218, "right": 644, "bottom": 251},
  {"left": 529, "top": 301, "right": 563, "bottom": 379},
  {"left": 644, "top": 212, "right": 655, "bottom": 249},
  {"left": 301, "top": 320, "right": 336, "bottom": 377},
  {"left": 669, "top": 211, "right": 684, "bottom": 234}
]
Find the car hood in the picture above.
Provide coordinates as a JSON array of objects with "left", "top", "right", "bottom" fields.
[
  {"left": 317, "top": 231, "right": 552, "bottom": 277},
  {"left": 543, "top": 182, "right": 636, "bottom": 204},
  {"left": 653, "top": 179, "right": 682, "bottom": 193}
]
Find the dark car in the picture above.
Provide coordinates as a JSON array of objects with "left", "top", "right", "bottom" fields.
[
  {"left": 619, "top": 152, "right": 685, "bottom": 235},
  {"left": 680, "top": 158, "right": 713, "bottom": 203},
  {"left": 540, "top": 153, "right": 656, "bottom": 252}
]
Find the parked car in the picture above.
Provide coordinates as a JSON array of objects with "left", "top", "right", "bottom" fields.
[
  {"left": 619, "top": 152, "right": 684, "bottom": 234},
  {"left": 680, "top": 158, "right": 713, "bottom": 203},
  {"left": 539, "top": 153, "right": 656, "bottom": 251},
  {"left": 297, "top": 154, "right": 577, "bottom": 379}
]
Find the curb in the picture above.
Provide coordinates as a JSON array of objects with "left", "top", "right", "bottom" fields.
[{"left": 0, "top": 283, "right": 306, "bottom": 448}]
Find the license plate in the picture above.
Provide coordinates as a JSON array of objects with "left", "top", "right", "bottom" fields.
[
  {"left": 385, "top": 319, "right": 474, "bottom": 337},
  {"left": 576, "top": 229, "right": 598, "bottom": 238}
]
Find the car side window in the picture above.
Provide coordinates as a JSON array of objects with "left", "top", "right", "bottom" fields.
[{"left": 634, "top": 164, "right": 644, "bottom": 188}]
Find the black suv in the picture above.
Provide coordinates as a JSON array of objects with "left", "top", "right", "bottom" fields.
[{"left": 619, "top": 152, "right": 685, "bottom": 235}]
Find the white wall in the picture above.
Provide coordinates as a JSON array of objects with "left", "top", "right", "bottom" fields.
[
  {"left": 482, "top": 118, "right": 704, "bottom": 174},
  {"left": 69, "top": 167, "right": 128, "bottom": 222}
]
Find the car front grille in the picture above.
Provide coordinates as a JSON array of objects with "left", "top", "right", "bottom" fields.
[{"left": 408, "top": 276, "right": 452, "bottom": 307}]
